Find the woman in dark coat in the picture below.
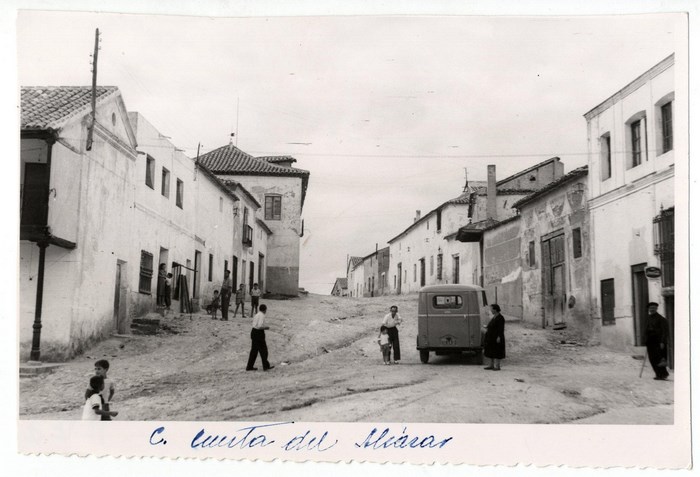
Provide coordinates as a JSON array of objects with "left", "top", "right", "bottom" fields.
[{"left": 484, "top": 304, "right": 505, "bottom": 371}]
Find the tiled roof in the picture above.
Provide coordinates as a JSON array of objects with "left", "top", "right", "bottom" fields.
[
  {"left": 454, "top": 216, "right": 520, "bottom": 242},
  {"left": 258, "top": 155, "right": 297, "bottom": 165},
  {"left": 199, "top": 145, "right": 309, "bottom": 177},
  {"left": 476, "top": 188, "right": 538, "bottom": 196},
  {"left": 335, "top": 278, "right": 348, "bottom": 288},
  {"left": 495, "top": 156, "right": 560, "bottom": 187},
  {"left": 21, "top": 86, "right": 119, "bottom": 130},
  {"left": 348, "top": 256, "right": 364, "bottom": 270},
  {"left": 512, "top": 166, "right": 588, "bottom": 209}
]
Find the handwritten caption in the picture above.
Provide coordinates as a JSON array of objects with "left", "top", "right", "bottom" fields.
[{"left": 149, "top": 422, "right": 452, "bottom": 453}]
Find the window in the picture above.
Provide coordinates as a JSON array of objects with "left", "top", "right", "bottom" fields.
[
  {"left": 208, "top": 254, "right": 213, "bottom": 281},
  {"left": 265, "top": 195, "right": 282, "bottom": 220},
  {"left": 572, "top": 228, "right": 582, "bottom": 258},
  {"left": 437, "top": 254, "right": 443, "bottom": 280},
  {"left": 432, "top": 295, "right": 464, "bottom": 309},
  {"left": 436, "top": 210, "right": 442, "bottom": 232},
  {"left": 661, "top": 101, "right": 673, "bottom": 153},
  {"left": 600, "top": 133, "right": 611, "bottom": 181},
  {"left": 139, "top": 250, "right": 154, "bottom": 294},
  {"left": 145, "top": 155, "right": 155, "bottom": 189},
  {"left": 161, "top": 167, "right": 170, "bottom": 197},
  {"left": 528, "top": 241, "right": 536, "bottom": 267},
  {"left": 654, "top": 207, "right": 674, "bottom": 287},
  {"left": 176, "top": 179, "right": 184, "bottom": 208},
  {"left": 601, "top": 279, "right": 615, "bottom": 325},
  {"left": 243, "top": 207, "right": 249, "bottom": 226},
  {"left": 452, "top": 255, "right": 460, "bottom": 284},
  {"left": 630, "top": 120, "right": 642, "bottom": 168}
]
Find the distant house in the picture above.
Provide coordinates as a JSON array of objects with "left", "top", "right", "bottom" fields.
[
  {"left": 346, "top": 256, "right": 364, "bottom": 297},
  {"left": 198, "top": 145, "right": 310, "bottom": 296},
  {"left": 331, "top": 278, "right": 348, "bottom": 296}
]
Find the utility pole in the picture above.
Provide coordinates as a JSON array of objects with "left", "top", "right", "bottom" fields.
[
  {"left": 194, "top": 142, "right": 201, "bottom": 181},
  {"left": 86, "top": 28, "right": 100, "bottom": 151}
]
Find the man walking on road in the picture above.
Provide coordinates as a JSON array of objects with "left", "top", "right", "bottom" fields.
[
  {"left": 246, "top": 304, "right": 274, "bottom": 371},
  {"left": 645, "top": 302, "right": 670, "bottom": 381},
  {"left": 382, "top": 305, "right": 402, "bottom": 364},
  {"left": 220, "top": 270, "right": 233, "bottom": 321}
]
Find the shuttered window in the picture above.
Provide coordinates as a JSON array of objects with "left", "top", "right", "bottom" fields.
[
  {"left": 265, "top": 195, "right": 282, "bottom": 220},
  {"left": 139, "top": 251, "right": 154, "bottom": 294},
  {"left": 601, "top": 279, "right": 615, "bottom": 325},
  {"left": 572, "top": 228, "right": 582, "bottom": 258}
]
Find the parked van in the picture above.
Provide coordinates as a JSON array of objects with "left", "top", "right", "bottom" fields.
[{"left": 416, "top": 284, "right": 490, "bottom": 364}]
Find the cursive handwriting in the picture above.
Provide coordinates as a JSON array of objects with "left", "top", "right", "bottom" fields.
[
  {"left": 355, "top": 427, "right": 453, "bottom": 449},
  {"left": 191, "top": 422, "right": 291, "bottom": 449}
]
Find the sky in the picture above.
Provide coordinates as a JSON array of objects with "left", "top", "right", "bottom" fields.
[{"left": 15, "top": 9, "right": 683, "bottom": 294}]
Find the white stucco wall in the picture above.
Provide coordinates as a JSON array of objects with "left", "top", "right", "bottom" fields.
[{"left": 586, "top": 59, "right": 675, "bottom": 349}]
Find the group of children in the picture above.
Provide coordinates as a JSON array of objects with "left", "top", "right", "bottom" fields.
[
  {"left": 82, "top": 359, "right": 118, "bottom": 421},
  {"left": 206, "top": 283, "right": 261, "bottom": 319}
]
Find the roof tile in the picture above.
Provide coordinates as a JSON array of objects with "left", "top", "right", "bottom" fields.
[{"left": 21, "top": 86, "right": 119, "bottom": 130}]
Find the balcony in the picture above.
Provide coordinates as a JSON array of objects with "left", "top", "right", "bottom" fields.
[{"left": 242, "top": 224, "right": 253, "bottom": 247}]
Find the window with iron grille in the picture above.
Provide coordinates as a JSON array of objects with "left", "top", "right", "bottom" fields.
[
  {"left": 265, "top": 195, "right": 282, "bottom": 220},
  {"left": 437, "top": 254, "right": 443, "bottom": 280},
  {"left": 139, "top": 250, "right": 154, "bottom": 294},
  {"left": 654, "top": 207, "right": 674, "bottom": 287},
  {"left": 661, "top": 101, "right": 673, "bottom": 153}
]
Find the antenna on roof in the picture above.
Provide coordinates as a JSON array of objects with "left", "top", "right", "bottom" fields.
[{"left": 462, "top": 167, "right": 469, "bottom": 192}]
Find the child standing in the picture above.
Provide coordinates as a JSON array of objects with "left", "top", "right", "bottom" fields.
[
  {"left": 377, "top": 326, "right": 392, "bottom": 365},
  {"left": 82, "top": 376, "right": 118, "bottom": 421},
  {"left": 94, "top": 359, "right": 116, "bottom": 421},
  {"left": 250, "top": 283, "right": 261, "bottom": 315},
  {"left": 233, "top": 284, "right": 247, "bottom": 318},
  {"left": 206, "top": 290, "right": 221, "bottom": 319}
]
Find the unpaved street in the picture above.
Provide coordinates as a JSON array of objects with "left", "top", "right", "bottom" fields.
[{"left": 20, "top": 294, "right": 673, "bottom": 424}]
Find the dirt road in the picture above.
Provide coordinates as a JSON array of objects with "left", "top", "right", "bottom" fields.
[{"left": 20, "top": 294, "right": 673, "bottom": 424}]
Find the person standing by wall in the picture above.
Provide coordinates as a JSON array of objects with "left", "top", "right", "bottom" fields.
[
  {"left": 382, "top": 305, "right": 402, "bottom": 364},
  {"left": 156, "top": 263, "right": 167, "bottom": 307},
  {"left": 220, "top": 270, "right": 233, "bottom": 321},
  {"left": 483, "top": 304, "right": 506, "bottom": 370},
  {"left": 645, "top": 302, "right": 670, "bottom": 381},
  {"left": 246, "top": 304, "right": 274, "bottom": 371}
]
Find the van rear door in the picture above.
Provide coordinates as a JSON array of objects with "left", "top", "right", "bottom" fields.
[{"left": 427, "top": 292, "right": 468, "bottom": 349}]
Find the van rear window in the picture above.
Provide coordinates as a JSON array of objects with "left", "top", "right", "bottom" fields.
[{"left": 432, "top": 295, "right": 463, "bottom": 309}]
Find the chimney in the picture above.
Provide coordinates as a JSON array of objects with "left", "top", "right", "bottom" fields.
[
  {"left": 487, "top": 165, "right": 497, "bottom": 220},
  {"left": 414, "top": 210, "right": 421, "bottom": 222}
]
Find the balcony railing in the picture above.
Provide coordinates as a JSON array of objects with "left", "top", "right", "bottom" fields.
[{"left": 242, "top": 224, "right": 253, "bottom": 247}]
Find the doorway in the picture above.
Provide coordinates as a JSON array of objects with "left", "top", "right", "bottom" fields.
[
  {"left": 542, "top": 232, "right": 566, "bottom": 327},
  {"left": 232, "top": 256, "right": 238, "bottom": 290},
  {"left": 632, "top": 263, "right": 649, "bottom": 346},
  {"left": 113, "top": 260, "right": 127, "bottom": 334},
  {"left": 665, "top": 295, "right": 674, "bottom": 369},
  {"left": 419, "top": 258, "right": 426, "bottom": 287},
  {"left": 193, "top": 251, "right": 201, "bottom": 300},
  {"left": 249, "top": 261, "right": 255, "bottom": 292},
  {"left": 397, "top": 263, "right": 402, "bottom": 294}
]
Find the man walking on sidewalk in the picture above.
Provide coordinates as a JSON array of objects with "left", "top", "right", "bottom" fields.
[
  {"left": 220, "top": 270, "right": 233, "bottom": 321},
  {"left": 246, "top": 304, "right": 274, "bottom": 371}
]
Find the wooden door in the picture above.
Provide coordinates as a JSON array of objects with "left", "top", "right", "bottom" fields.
[
  {"left": 632, "top": 263, "right": 648, "bottom": 346},
  {"left": 552, "top": 264, "right": 565, "bottom": 325}
]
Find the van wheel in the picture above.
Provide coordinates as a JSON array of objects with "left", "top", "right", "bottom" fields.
[
  {"left": 474, "top": 349, "right": 484, "bottom": 365},
  {"left": 419, "top": 350, "right": 429, "bottom": 364}
]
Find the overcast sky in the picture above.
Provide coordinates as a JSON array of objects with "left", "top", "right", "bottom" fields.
[{"left": 16, "top": 10, "right": 682, "bottom": 294}]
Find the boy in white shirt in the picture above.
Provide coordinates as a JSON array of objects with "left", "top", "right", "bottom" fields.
[{"left": 82, "top": 376, "right": 118, "bottom": 421}]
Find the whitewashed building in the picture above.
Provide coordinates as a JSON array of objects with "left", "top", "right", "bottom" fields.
[
  {"left": 584, "top": 54, "right": 676, "bottom": 354},
  {"left": 198, "top": 147, "right": 310, "bottom": 296},
  {"left": 19, "top": 86, "right": 270, "bottom": 361}
]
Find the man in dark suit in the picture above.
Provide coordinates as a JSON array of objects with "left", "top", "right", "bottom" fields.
[{"left": 645, "top": 302, "right": 670, "bottom": 381}]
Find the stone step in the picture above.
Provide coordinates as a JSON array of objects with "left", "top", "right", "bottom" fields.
[{"left": 19, "top": 362, "right": 63, "bottom": 378}]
